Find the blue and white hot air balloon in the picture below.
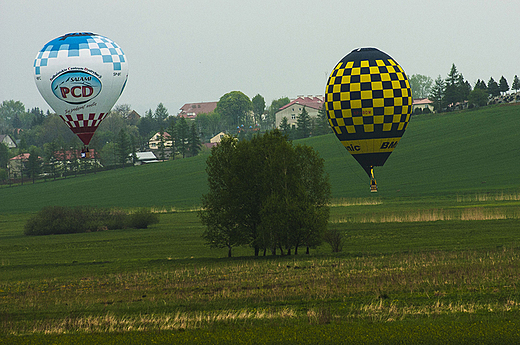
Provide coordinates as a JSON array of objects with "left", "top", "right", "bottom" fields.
[{"left": 34, "top": 32, "right": 128, "bottom": 152}]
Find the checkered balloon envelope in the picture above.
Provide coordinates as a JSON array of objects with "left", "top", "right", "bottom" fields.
[
  {"left": 34, "top": 33, "right": 128, "bottom": 147},
  {"left": 325, "top": 48, "right": 412, "bottom": 191}
]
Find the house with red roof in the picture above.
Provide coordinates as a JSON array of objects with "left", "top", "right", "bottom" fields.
[
  {"left": 178, "top": 101, "right": 218, "bottom": 119},
  {"left": 275, "top": 96, "right": 324, "bottom": 128},
  {"left": 412, "top": 98, "right": 434, "bottom": 113},
  {"left": 148, "top": 132, "right": 173, "bottom": 150},
  {"left": 9, "top": 153, "right": 42, "bottom": 177}
]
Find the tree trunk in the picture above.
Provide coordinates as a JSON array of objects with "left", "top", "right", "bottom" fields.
[{"left": 228, "top": 247, "right": 232, "bottom": 257}]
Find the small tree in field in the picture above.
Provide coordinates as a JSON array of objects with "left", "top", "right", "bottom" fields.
[
  {"left": 323, "top": 228, "right": 345, "bottom": 253},
  {"left": 199, "top": 136, "right": 248, "bottom": 257}
]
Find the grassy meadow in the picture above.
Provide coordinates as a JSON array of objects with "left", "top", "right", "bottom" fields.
[{"left": 1, "top": 104, "right": 520, "bottom": 343}]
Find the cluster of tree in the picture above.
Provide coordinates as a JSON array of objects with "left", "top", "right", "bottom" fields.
[
  {"left": 410, "top": 65, "right": 520, "bottom": 113},
  {"left": 0, "top": 88, "right": 333, "bottom": 184},
  {"left": 0, "top": 100, "right": 205, "bottom": 183},
  {"left": 279, "top": 105, "right": 331, "bottom": 140},
  {"left": 199, "top": 130, "right": 331, "bottom": 257}
]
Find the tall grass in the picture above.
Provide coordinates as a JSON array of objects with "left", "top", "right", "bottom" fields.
[
  {"left": 2, "top": 247, "right": 520, "bottom": 335},
  {"left": 331, "top": 207, "right": 519, "bottom": 223}
]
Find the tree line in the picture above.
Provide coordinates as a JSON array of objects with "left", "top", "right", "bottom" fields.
[
  {"left": 408, "top": 64, "right": 520, "bottom": 113},
  {"left": 199, "top": 130, "right": 331, "bottom": 257},
  {"left": 0, "top": 90, "right": 297, "bottom": 184}
]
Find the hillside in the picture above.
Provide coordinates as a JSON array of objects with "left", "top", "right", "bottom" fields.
[
  {"left": 307, "top": 103, "right": 520, "bottom": 198},
  {"left": 1, "top": 104, "right": 519, "bottom": 213}
]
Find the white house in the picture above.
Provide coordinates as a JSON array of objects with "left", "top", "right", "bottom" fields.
[
  {"left": 210, "top": 132, "right": 226, "bottom": 144},
  {"left": 148, "top": 132, "right": 173, "bottom": 150},
  {"left": 0, "top": 134, "right": 16, "bottom": 148},
  {"left": 412, "top": 98, "right": 435, "bottom": 113},
  {"left": 275, "top": 96, "right": 324, "bottom": 128}
]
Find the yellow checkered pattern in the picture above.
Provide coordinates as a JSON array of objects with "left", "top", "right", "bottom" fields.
[{"left": 325, "top": 57, "right": 412, "bottom": 138}]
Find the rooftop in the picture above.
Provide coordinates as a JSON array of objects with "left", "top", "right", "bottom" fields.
[{"left": 277, "top": 96, "right": 324, "bottom": 112}]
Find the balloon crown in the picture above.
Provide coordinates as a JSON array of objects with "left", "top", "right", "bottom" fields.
[{"left": 58, "top": 32, "right": 97, "bottom": 40}]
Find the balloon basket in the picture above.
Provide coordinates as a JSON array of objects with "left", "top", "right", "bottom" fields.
[
  {"left": 369, "top": 167, "right": 378, "bottom": 193},
  {"left": 370, "top": 179, "right": 378, "bottom": 193},
  {"left": 81, "top": 146, "right": 90, "bottom": 159}
]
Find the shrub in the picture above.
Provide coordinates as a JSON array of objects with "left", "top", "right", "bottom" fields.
[
  {"left": 24, "top": 206, "right": 159, "bottom": 236},
  {"left": 127, "top": 208, "right": 160, "bottom": 229},
  {"left": 322, "top": 227, "right": 345, "bottom": 253}
]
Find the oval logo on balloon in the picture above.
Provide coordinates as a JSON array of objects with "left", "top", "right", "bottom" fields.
[{"left": 51, "top": 71, "right": 102, "bottom": 105}]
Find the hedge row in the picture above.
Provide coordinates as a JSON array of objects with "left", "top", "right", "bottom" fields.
[{"left": 24, "top": 206, "right": 159, "bottom": 236}]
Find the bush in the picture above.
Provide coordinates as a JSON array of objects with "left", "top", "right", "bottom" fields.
[
  {"left": 24, "top": 206, "right": 159, "bottom": 236},
  {"left": 127, "top": 208, "right": 160, "bottom": 229},
  {"left": 322, "top": 227, "right": 345, "bottom": 252}
]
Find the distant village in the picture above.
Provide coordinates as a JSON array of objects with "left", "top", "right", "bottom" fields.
[{"left": 2, "top": 87, "right": 519, "bottom": 184}]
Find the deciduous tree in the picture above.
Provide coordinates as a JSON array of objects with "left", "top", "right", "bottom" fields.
[
  {"left": 200, "top": 136, "right": 247, "bottom": 257},
  {"left": 199, "top": 130, "right": 330, "bottom": 257},
  {"left": 215, "top": 91, "right": 252, "bottom": 128},
  {"left": 408, "top": 74, "right": 433, "bottom": 99},
  {"left": 251, "top": 94, "right": 265, "bottom": 125}
]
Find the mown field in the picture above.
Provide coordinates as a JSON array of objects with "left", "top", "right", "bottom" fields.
[{"left": 1, "top": 105, "right": 520, "bottom": 343}]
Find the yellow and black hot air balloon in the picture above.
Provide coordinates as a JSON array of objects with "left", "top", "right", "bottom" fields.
[{"left": 325, "top": 48, "right": 412, "bottom": 192}]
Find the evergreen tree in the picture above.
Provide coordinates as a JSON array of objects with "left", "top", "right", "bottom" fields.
[
  {"left": 0, "top": 142, "right": 8, "bottom": 169},
  {"left": 176, "top": 117, "right": 190, "bottom": 158},
  {"left": 313, "top": 104, "right": 331, "bottom": 136},
  {"left": 499, "top": 76, "right": 509, "bottom": 95},
  {"left": 154, "top": 103, "right": 169, "bottom": 128},
  {"left": 188, "top": 122, "right": 202, "bottom": 157},
  {"left": 296, "top": 106, "right": 311, "bottom": 139},
  {"left": 116, "top": 128, "right": 131, "bottom": 167},
  {"left": 487, "top": 77, "right": 500, "bottom": 97},
  {"left": 474, "top": 79, "right": 487, "bottom": 90},
  {"left": 157, "top": 127, "right": 166, "bottom": 161},
  {"left": 280, "top": 116, "right": 291, "bottom": 133},
  {"left": 130, "top": 135, "right": 138, "bottom": 165},
  {"left": 167, "top": 118, "right": 177, "bottom": 160},
  {"left": 512, "top": 75, "right": 520, "bottom": 92},
  {"left": 429, "top": 75, "right": 445, "bottom": 112},
  {"left": 25, "top": 147, "right": 41, "bottom": 183}
]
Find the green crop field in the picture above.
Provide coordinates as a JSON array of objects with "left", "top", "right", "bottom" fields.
[{"left": 1, "top": 105, "right": 520, "bottom": 344}]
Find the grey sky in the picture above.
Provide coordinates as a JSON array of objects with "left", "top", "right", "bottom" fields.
[{"left": 1, "top": 0, "right": 518, "bottom": 116}]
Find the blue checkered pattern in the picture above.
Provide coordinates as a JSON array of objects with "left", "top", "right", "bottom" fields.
[{"left": 34, "top": 33, "right": 126, "bottom": 75}]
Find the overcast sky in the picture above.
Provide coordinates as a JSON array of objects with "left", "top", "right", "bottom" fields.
[{"left": 1, "top": 0, "right": 518, "bottom": 116}]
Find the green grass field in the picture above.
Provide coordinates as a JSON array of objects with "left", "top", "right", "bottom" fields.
[{"left": 1, "top": 105, "right": 520, "bottom": 344}]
